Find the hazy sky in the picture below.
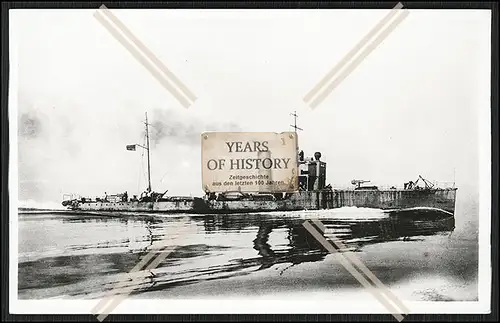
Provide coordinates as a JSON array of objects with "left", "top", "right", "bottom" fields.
[{"left": 11, "top": 9, "right": 491, "bottom": 203}]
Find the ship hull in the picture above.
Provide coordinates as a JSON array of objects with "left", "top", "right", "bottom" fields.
[
  {"left": 334, "top": 188, "right": 458, "bottom": 215},
  {"left": 66, "top": 188, "right": 457, "bottom": 215},
  {"left": 69, "top": 200, "right": 197, "bottom": 213}
]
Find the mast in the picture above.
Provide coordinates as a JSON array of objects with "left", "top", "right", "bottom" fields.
[
  {"left": 290, "top": 111, "right": 303, "bottom": 133},
  {"left": 453, "top": 167, "right": 456, "bottom": 189},
  {"left": 290, "top": 111, "right": 303, "bottom": 163},
  {"left": 145, "top": 112, "right": 152, "bottom": 193}
]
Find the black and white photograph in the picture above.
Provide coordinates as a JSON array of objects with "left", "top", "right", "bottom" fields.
[{"left": 7, "top": 4, "right": 493, "bottom": 319}]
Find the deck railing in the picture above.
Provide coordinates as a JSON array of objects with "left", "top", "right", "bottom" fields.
[{"left": 332, "top": 181, "right": 456, "bottom": 191}]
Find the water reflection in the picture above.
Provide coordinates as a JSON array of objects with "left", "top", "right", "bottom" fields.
[
  {"left": 18, "top": 209, "right": 455, "bottom": 299},
  {"left": 202, "top": 211, "right": 455, "bottom": 270}
]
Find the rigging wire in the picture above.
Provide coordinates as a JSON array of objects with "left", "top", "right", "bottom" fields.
[
  {"left": 159, "top": 172, "right": 168, "bottom": 184},
  {"left": 137, "top": 130, "right": 147, "bottom": 196},
  {"left": 142, "top": 133, "right": 147, "bottom": 188}
]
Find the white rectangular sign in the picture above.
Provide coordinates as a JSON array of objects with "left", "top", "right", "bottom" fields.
[{"left": 201, "top": 132, "right": 299, "bottom": 193}]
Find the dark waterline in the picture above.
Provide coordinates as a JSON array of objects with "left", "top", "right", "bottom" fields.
[{"left": 17, "top": 205, "right": 478, "bottom": 301}]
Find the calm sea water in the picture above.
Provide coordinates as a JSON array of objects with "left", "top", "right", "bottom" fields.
[{"left": 17, "top": 201, "right": 479, "bottom": 301}]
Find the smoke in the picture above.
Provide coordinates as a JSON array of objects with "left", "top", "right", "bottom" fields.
[
  {"left": 147, "top": 108, "right": 242, "bottom": 147},
  {"left": 16, "top": 97, "right": 245, "bottom": 203},
  {"left": 18, "top": 96, "right": 49, "bottom": 201},
  {"left": 19, "top": 112, "right": 43, "bottom": 139},
  {"left": 16, "top": 91, "right": 90, "bottom": 203}
]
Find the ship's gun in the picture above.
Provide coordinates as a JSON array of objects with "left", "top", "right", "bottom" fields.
[
  {"left": 351, "top": 179, "right": 370, "bottom": 189},
  {"left": 152, "top": 190, "right": 168, "bottom": 202}
]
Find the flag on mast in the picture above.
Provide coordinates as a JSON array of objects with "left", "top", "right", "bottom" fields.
[{"left": 126, "top": 144, "right": 136, "bottom": 151}]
